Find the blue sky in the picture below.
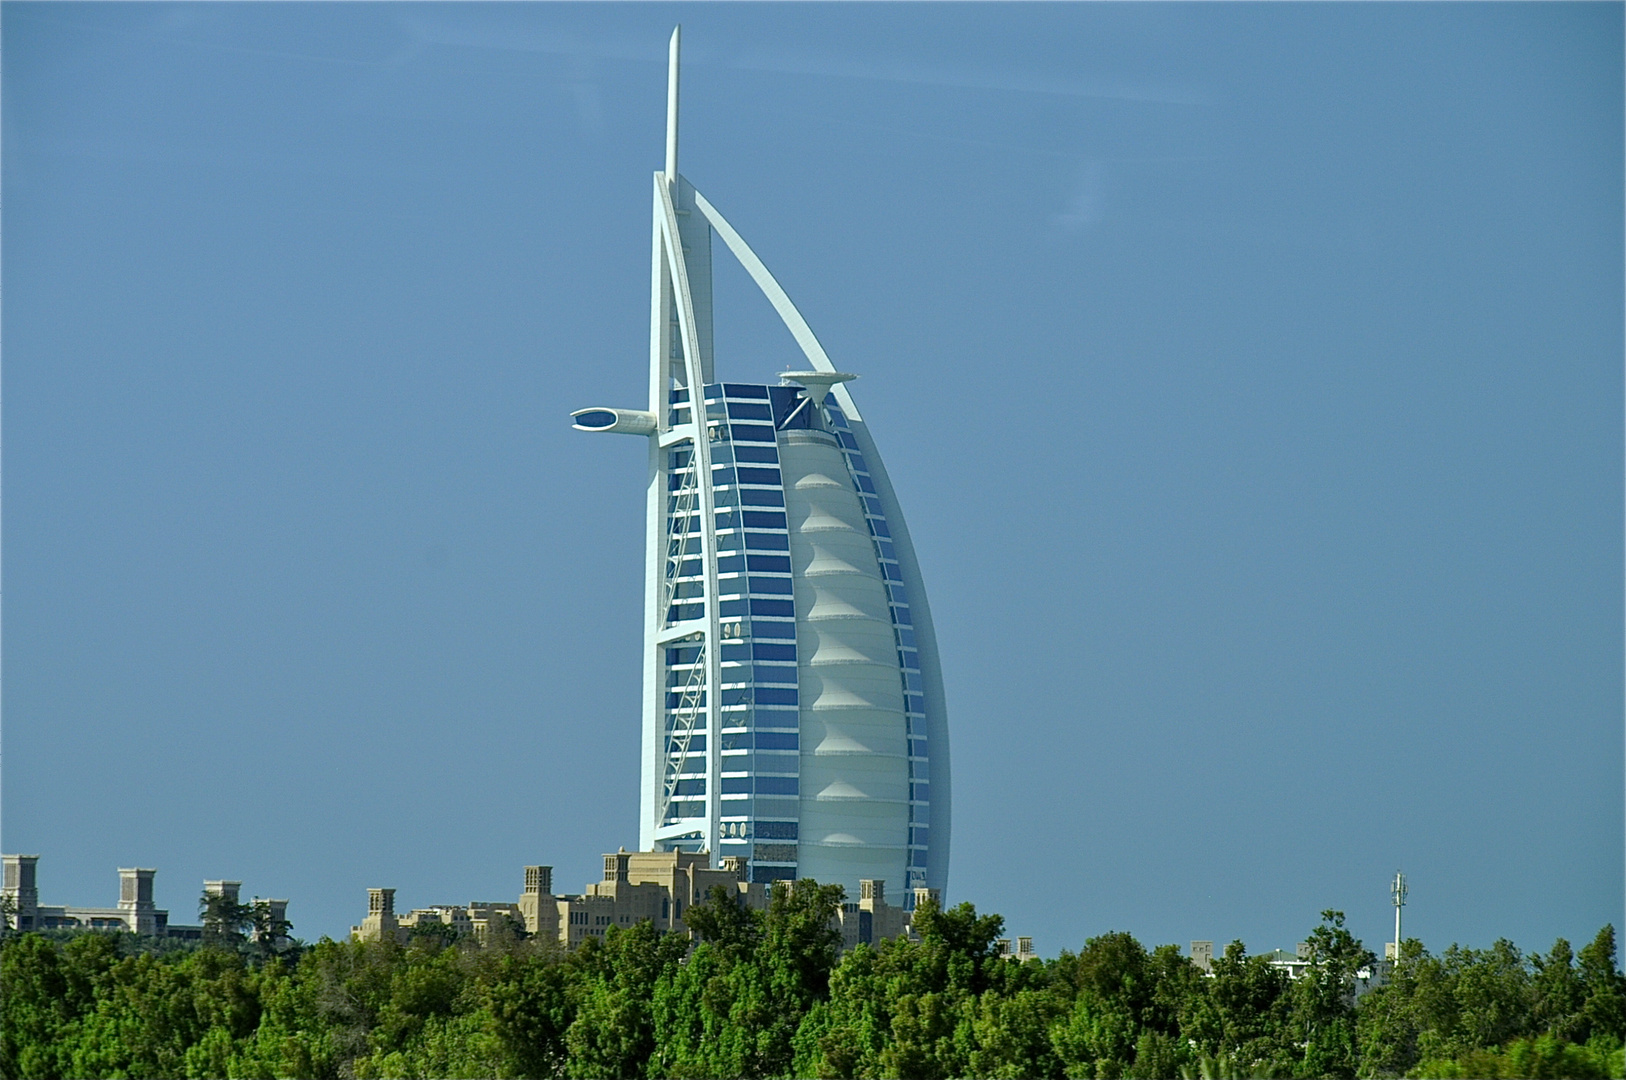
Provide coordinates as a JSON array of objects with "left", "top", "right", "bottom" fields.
[{"left": 4, "top": 2, "right": 1620, "bottom": 955}]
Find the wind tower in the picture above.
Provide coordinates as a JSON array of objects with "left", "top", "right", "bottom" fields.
[{"left": 571, "top": 28, "right": 951, "bottom": 900}]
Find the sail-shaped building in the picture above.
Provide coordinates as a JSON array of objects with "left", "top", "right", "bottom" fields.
[{"left": 572, "top": 29, "right": 949, "bottom": 899}]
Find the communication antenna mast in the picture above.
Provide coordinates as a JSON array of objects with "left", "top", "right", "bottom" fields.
[{"left": 1390, "top": 870, "right": 1408, "bottom": 960}]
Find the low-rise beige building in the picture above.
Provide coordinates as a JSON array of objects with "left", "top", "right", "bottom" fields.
[
  {"left": 834, "top": 879, "right": 936, "bottom": 952},
  {"left": 2, "top": 855, "right": 289, "bottom": 941},
  {"left": 354, "top": 849, "right": 936, "bottom": 953},
  {"left": 354, "top": 849, "right": 764, "bottom": 946}
]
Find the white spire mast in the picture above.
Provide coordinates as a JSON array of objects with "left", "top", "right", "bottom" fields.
[
  {"left": 665, "top": 27, "right": 680, "bottom": 183},
  {"left": 1390, "top": 870, "right": 1408, "bottom": 959}
]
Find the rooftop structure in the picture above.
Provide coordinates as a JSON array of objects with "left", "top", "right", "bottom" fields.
[
  {"left": 570, "top": 27, "right": 949, "bottom": 902},
  {"left": 1, "top": 854, "right": 286, "bottom": 941},
  {"left": 355, "top": 849, "right": 763, "bottom": 946},
  {"left": 354, "top": 851, "right": 928, "bottom": 954},
  {"left": 997, "top": 936, "right": 1038, "bottom": 963}
]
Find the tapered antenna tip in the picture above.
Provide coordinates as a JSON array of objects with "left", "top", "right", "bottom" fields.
[{"left": 665, "top": 27, "right": 681, "bottom": 181}]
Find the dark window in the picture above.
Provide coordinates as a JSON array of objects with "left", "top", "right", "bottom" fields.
[
  {"left": 739, "top": 488, "right": 785, "bottom": 507},
  {"left": 755, "top": 686, "right": 798, "bottom": 706},
  {"left": 743, "top": 511, "right": 788, "bottom": 530},
  {"left": 721, "top": 644, "right": 751, "bottom": 663},
  {"left": 674, "top": 779, "right": 706, "bottom": 796},
  {"left": 904, "top": 671, "right": 922, "bottom": 692},
  {"left": 674, "top": 580, "right": 705, "bottom": 599},
  {"left": 756, "top": 820, "right": 797, "bottom": 839},
  {"left": 863, "top": 496, "right": 885, "bottom": 516},
  {"left": 868, "top": 518, "right": 891, "bottom": 538},
  {"left": 838, "top": 431, "right": 859, "bottom": 450},
  {"left": 722, "top": 688, "right": 751, "bottom": 706},
  {"left": 668, "top": 603, "right": 703, "bottom": 623},
  {"left": 768, "top": 384, "right": 814, "bottom": 429},
  {"left": 898, "top": 648, "right": 919, "bottom": 670},
  {"left": 747, "top": 554, "right": 792, "bottom": 573},
  {"left": 669, "top": 471, "right": 694, "bottom": 490},
  {"left": 711, "top": 465, "right": 735, "bottom": 486},
  {"left": 666, "top": 646, "right": 701, "bottom": 666},
  {"left": 895, "top": 627, "right": 916, "bottom": 648},
  {"left": 906, "top": 693, "right": 924, "bottom": 714},
  {"left": 856, "top": 474, "right": 877, "bottom": 494},
  {"left": 726, "top": 401, "right": 773, "bottom": 421},
  {"left": 733, "top": 444, "right": 779, "bottom": 463},
  {"left": 752, "top": 866, "right": 795, "bottom": 884},
  {"left": 754, "top": 664, "right": 796, "bottom": 685},
  {"left": 877, "top": 540, "right": 896, "bottom": 560},
  {"left": 716, "top": 554, "right": 745, "bottom": 574},
  {"left": 745, "top": 531, "right": 790, "bottom": 550},
  {"left": 911, "top": 848, "right": 929, "bottom": 867},
  {"left": 573, "top": 410, "right": 617, "bottom": 429},
  {"left": 910, "top": 739, "right": 928, "bottom": 758},
  {"left": 752, "top": 642, "right": 796, "bottom": 661},
  {"left": 722, "top": 776, "right": 753, "bottom": 794},
  {"left": 666, "top": 690, "right": 706, "bottom": 708},
  {"left": 911, "top": 827, "right": 929, "bottom": 846},
  {"left": 752, "top": 620, "right": 796, "bottom": 639},
  {"left": 757, "top": 776, "right": 798, "bottom": 796},
  {"left": 723, "top": 383, "right": 769, "bottom": 399},
  {"left": 755, "top": 731, "right": 799, "bottom": 751},
  {"left": 676, "top": 558, "right": 703, "bottom": 578},
  {"left": 731, "top": 424, "right": 776, "bottom": 443},
  {"left": 670, "top": 388, "right": 691, "bottom": 404},
  {"left": 882, "top": 562, "right": 902, "bottom": 582},
  {"left": 722, "top": 731, "right": 749, "bottom": 751},
  {"left": 750, "top": 576, "right": 793, "bottom": 595},
  {"left": 757, "top": 750, "right": 797, "bottom": 772},
  {"left": 754, "top": 842, "right": 798, "bottom": 862},
  {"left": 735, "top": 466, "right": 783, "bottom": 485},
  {"left": 751, "top": 599, "right": 794, "bottom": 618},
  {"left": 911, "top": 758, "right": 929, "bottom": 780},
  {"left": 846, "top": 453, "right": 869, "bottom": 473},
  {"left": 911, "top": 782, "right": 930, "bottom": 801},
  {"left": 888, "top": 583, "right": 909, "bottom": 605},
  {"left": 719, "top": 599, "right": 748, "bottom": 617}
]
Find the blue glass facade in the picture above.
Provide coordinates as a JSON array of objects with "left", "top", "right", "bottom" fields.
[{"left": 646, "top": 382, "right": 936, "bottom": 891}]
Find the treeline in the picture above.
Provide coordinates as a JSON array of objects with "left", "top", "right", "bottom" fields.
[{"left": 1, "top": 883, "right": 1622, "bottom": 1080}]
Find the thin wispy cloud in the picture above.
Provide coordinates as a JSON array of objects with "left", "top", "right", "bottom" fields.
[
  {"left": 729, "top": 48, "right": 1212, "bottom": 108},
  {"left": 395, "top": 14, "right": 1212, "bottom": 109},
  {"left": 1052, "top": 162, "right": 1107, "bottom": 236}
]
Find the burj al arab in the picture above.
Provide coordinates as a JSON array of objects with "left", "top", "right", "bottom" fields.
[{"left": 572, "top": 29, "right": 950, "bottom": 900}]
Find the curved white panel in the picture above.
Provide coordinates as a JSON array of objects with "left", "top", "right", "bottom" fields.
[{"left": 781, "top": 433, "right": 909, "bottom": 897}]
